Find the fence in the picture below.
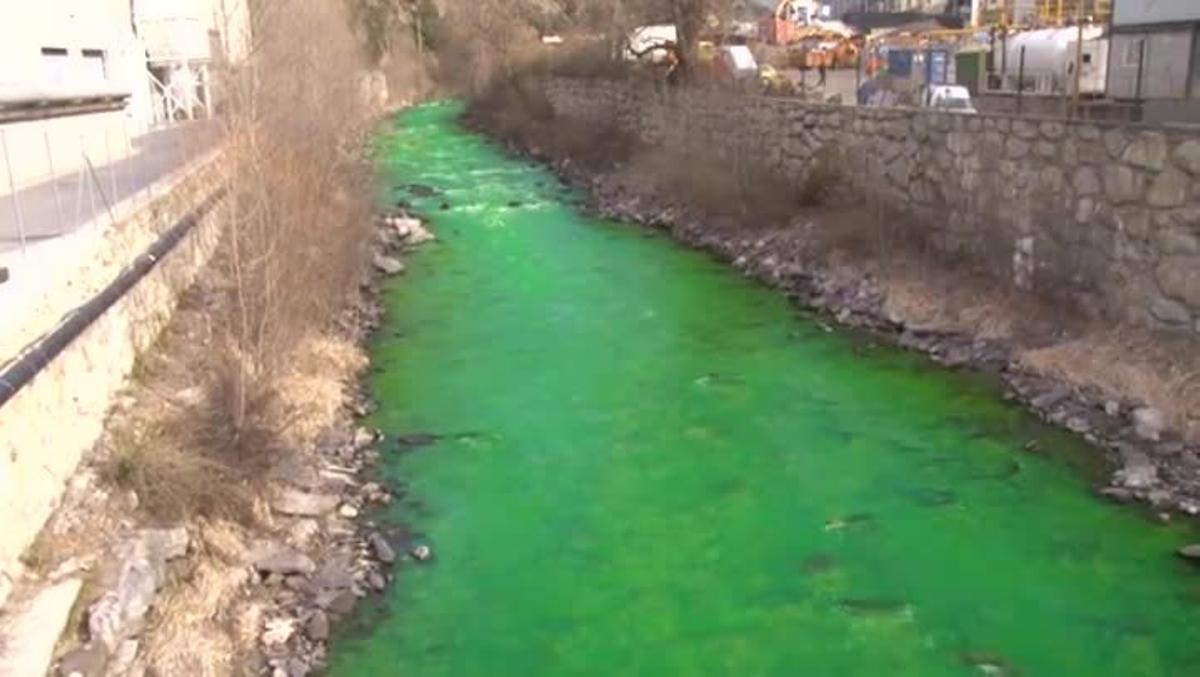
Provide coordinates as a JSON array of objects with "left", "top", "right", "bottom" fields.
[{"left": 0, "top": 115, "right": 219, "bottom": 262}]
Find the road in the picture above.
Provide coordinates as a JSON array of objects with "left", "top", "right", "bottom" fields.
[{"left": 0, "top": 121, "right": 220, "bottom": 253}]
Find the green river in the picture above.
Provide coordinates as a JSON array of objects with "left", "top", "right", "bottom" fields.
[{"left": 332, "top": 103, "right": 1200, "bottom": 676}]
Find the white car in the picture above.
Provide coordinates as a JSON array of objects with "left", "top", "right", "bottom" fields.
[{"left": 925, "top": 85, "right": 977, "bottom": 114}]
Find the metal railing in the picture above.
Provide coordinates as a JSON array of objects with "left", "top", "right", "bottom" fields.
[{"left": 0, "top": 118, "right": 219, "bottom": 261}]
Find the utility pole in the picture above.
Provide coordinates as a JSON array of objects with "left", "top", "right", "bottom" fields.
[{"left": 1072, "top": 0, "right": 1084, "bottom": 115}]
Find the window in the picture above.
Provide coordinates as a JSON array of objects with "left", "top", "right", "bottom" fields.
[
  {"left": 81, "top": 49, "right": 107, "bottom": 82},
  {"left": 40, "top": 47, "right": 69, "bottom": 86}
]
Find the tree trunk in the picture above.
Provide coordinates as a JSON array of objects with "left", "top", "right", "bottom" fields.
[{"left": 672, "top": 1, "right": 706, "bottom": 81}]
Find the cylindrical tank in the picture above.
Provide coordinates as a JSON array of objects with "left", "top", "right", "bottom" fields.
[{"left": 1001, "top": 26, "right": 1105, "bottom": 76}]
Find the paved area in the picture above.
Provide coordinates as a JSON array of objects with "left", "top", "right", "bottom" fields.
[{"left": 0, "top": 121, "right": 219, "bottom": 253}]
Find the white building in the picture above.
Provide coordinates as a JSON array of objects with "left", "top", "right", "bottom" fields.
[{"left": 0, "top": 0, "right": 249, "bottom": 187}]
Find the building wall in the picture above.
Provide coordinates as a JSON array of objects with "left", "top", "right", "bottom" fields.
[
  {"left": 1113, "top": 0, "right": 1200, "bottom": 27},
  {"left": 1108, "top": 28, "right": 1196, "bottom": 100},
  {"left": 539, "top": 77, "right": 1200, "bottom": 333},
  {"left": 0, "top": 0, "right": 143, "bottom": 100}
]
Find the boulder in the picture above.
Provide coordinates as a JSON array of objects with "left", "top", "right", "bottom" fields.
[
  {"left": 1178, "top": 544, "right": 1200, "bottom": 561},
  {"left": 368, "top": 571, "right": 387, "bottom": 592},
  {"left": 1174, "top": 139, "right": 1200, "bottom": 175},
  {"left": 254, "top": 549, "right": 317, "bottom": 577},
  {"left": 261, "top": 618, "right": 295, "bottom": 647},
  {"left": 1122, "top": 131, "right": 1168, "bottom": 171},
  {"left": 140, "top": 527, "right": 189, "bottom": 561},
  {"left": 1133, "top": 407, "right": 1167, "bottom": 441},
  {"left": 368, "top": 533, "right": 396, "bottom": 564},
  {"left": 352, "top": 427, "right": 376, "bottom": 451},
  {"left": 55, "top": 643, "right": 106, "bottom": 677},
  {"left": 271, "top": 490, "right": 339, "bottom": 517},
  {"left": 372, "top": 255, "right": 405, "bottom": 276},
  {"left": 305, "top": 610, "right": 330, "bottom": 642}
]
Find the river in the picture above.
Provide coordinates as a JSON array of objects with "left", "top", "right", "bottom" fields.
[{"left": 331, "top": 103, "right": 1200, "bottom": 675}]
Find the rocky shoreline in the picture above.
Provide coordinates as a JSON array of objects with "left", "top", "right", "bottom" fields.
[
  {"left": 234, "top": 212, "right": 436, "bottom": 676},
  {"left": 483, "top": 122, "right": 1200, "bottom": 528},
  {"left": 35, "top": 212, "right": 437, "bottom": 677}
]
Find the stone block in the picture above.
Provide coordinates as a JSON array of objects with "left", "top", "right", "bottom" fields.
[
  {"left": 1122, "top": 131, "right": 1169, "bottom": 171},
  {"left": 1173, "top": 139, "right": 1200, "bottom": 175},
  {"left": 1072, "top": 166, "right": 1101, "bottom": 196},
  {"left": 1006, "top": 137, "right": 1030, "bottom": 160},
  {"left": 1115, "top": 206, "right": 1152, "bottom": 240},
  {"left": 1103, "top": 165, "right": 1143, "bottom": 204},
  {"left": 1104, "top": 128, "right": 1130, "bottom": 159},
  {"left": 1040, "top": 121, "right": 1065, "bottom": 139},
  {"left": 1012, "top": 119, "right": 1038, "bottom": 139},
  {"left": 1152, "top": 218, "right": 1200, "bottom": 255},
  {"left": 1147, "top": 169, "right": 1189, "bottom": 208},
  {"left": 1157, "top": 256, "right": 1200, "bottom": 306},
  {"left": 1149, "top": 296, "right": 1193, "bottom": 327}
]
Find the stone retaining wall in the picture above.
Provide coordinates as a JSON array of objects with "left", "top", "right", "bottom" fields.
[
  {"left": 539, "top": 77, "right": 1200, "bottom": 332},
  {"left": 0, "top": 155, "right": 225, "bottom": 605}
]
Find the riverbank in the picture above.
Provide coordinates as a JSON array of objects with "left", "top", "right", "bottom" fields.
[
  {"left": 335, "top": 102, "right": 1200, "bottom": 675},
  {"left": 465, "top": 87, "right": 1200, "bottom": 521},
  {"left": 0, "top": 201, "right": 433, "bottom": 675}
]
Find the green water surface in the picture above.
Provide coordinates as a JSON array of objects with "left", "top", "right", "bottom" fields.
[{"left": 332, "top": 103, "right": 1200, "bottom": 676}]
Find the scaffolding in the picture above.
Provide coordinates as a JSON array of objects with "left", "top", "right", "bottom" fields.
[{"left": 134, "top": 7, "right": 216, "bottom": 126}]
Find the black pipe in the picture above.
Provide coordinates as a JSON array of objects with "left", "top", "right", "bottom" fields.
[
  {"left": 0, "top": 187, "right": 226, "bottom": 410},
  {"left": 1016, "top": 46, "right": 1026, "bottom": 115}
]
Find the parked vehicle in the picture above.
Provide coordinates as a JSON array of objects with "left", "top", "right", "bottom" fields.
[{"left": 924, "top": 84, "right": 977, "bottom": 113}]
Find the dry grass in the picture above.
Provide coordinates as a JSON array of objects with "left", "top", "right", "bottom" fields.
[
  {"left": 1021, "top": 328, "right": 1200, "bottom": 440},
  {"left": 139, "top": 521, "right": 254, "bottom": 677},
  {"left": 873, "top": 258, "right": 1064, "bottom": 341}
]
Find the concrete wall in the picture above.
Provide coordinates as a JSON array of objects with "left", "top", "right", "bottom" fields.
[
  {"left": 539, "top": 77, "right": 1200, "bottom": 332},
  {"left": 0, "top": 154, "right": 225, "bottom": 604}
]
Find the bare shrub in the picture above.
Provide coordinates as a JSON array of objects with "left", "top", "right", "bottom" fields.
[{"left": 211, "top": 0, "right": 376, "bottom": 450}]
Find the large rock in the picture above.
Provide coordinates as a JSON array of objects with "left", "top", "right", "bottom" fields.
[
  {"left": 0, "top": 579, "right": 83, "bottom": 677},
  {"left": 1149, "top": 296, "right": 1193, "bottom": 327},
  {"left": 1133, "top": 407, "right": 1167, "bottom": 442},
  {"left": 88, "top": 556, "right": 160, "bottom": 653},
  {"left": 1072, "top": 166, "right": 1100, "bottom": 196},
  {"left": 271, "top": 489, "right": 339, "bottom": 517},
  {"left": 1147, "top": 169, "right": 1189, "bottom": 208},
  {"left": 1178, "top": 544, "right": 1200, "bottom": 561},
  {"left": 372, "top": 255, "right": 405, "bottom": 276},
  {"left": 56, "top": 643, "right": 106, "bottom": 677},
  {"left": 393, "top": 217, "right": 435, "bottom": 245},
  {"left": 352, "top": 427, "right": 376, "bottom": 451},
  {"left": 253, "top": 548, "right": 316, "bottom": 576},
  {"left": 140, "top": 527, "right": 189, "bottom": 562},
  {"left": 1103, "top": 165, "right": 1142, "bottom": 204},
  {"left": 368, "top": 533, "right": 396, "bottom": 564},
  {"left": 1122, "top": 131, "right": 1168, "bottom": 171},
  {"left": 305, "top": 610, "right": 330, "bottom": 641},
  {"left": 1156, "top": 257, "right": 1200, "bottom": 307},
  {"left": 1174, "top": 139, "right": 1200, "bottom": 175}
]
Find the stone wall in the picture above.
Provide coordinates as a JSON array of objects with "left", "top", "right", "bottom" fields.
[
  {"left": 0, "top": 154, "right": 225, "bottom": 604},
  {"left": 539, "top": 77, "right": 1200, "bottom": 332}
]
